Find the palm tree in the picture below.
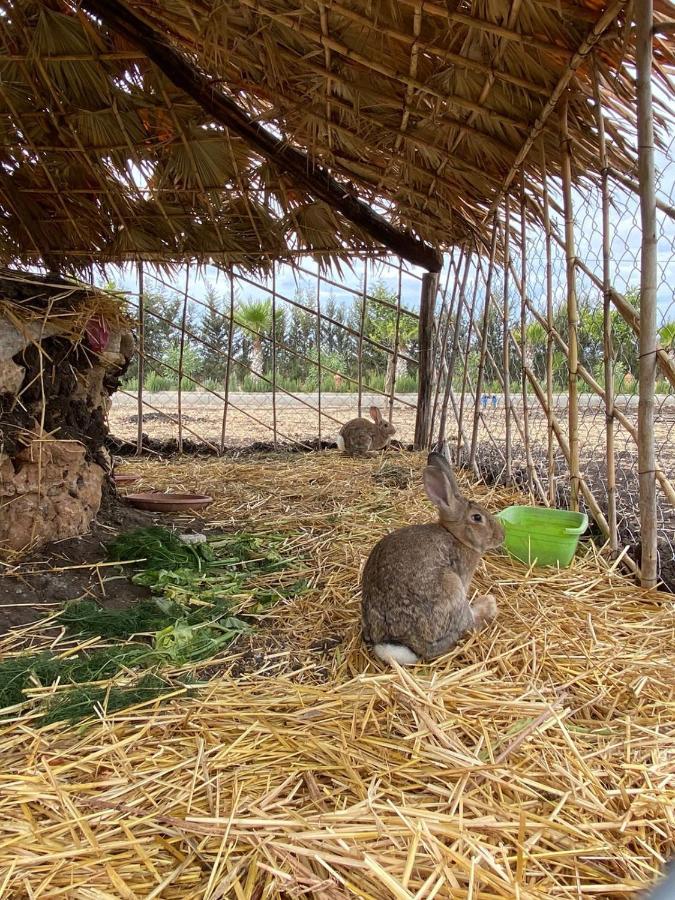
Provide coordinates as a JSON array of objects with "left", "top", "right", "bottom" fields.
[
  {"left": 366, "top": 284, "right": 418, "bottom": 394},
  {"left": 237, "top": 298, "right": 272, "bottom": 384},
  {"left": 660, "top": 321, "right": 675, "bottom": 357}
]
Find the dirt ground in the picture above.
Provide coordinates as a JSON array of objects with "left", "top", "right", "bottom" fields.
[{"left": 0, "top": 487, "right": 202, "bottom": 634}]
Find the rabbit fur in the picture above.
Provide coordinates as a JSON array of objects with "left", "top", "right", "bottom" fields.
[
  {"left": 337, "top": 406, "right": 396, "bottom": 456},
  {"left": 361, "top": 452, "right": 504, "bottom": 665}
]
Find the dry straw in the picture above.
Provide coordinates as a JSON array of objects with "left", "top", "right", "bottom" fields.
[
  {"left": 0, "top": 451, "right": 673, "bottom": 897},
  {"left": 3, "top": 2, "right": 675, "bottom": 271}
]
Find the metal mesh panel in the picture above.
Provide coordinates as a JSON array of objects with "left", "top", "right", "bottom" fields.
[{"left": 108, "top": 258, "right": 422, "bottom": 449}]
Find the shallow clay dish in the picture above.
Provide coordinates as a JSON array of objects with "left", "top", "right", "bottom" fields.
[
  {"left": 113, "top": 473, "right": 140, "bottom": 486},
  {"left": 125, "top": 492, "right": 213, "bottom": 512}
]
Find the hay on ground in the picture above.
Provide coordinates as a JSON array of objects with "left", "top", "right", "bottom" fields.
[{"left": 0, "top": 451, "right": 673, "bottom": 897}]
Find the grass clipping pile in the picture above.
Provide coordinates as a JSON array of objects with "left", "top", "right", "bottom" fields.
[{"left": 1, "top": 452, "right": 674, "bottom": 897}]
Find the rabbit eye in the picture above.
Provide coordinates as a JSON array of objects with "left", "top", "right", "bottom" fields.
[{"left": 471, "top": 513, "right": 483, "bottom": 523}]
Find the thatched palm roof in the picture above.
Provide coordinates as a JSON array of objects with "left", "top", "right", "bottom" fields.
[{"left": 1, "top": 1, "right": 674, "bottom": 273}]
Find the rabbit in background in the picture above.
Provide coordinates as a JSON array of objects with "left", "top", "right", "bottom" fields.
[
  {"left": 361, "top": 451, "right": 504, "bottom": 665},
  {"left": 337, "top": 406, "right": 396, "bottom": 456}
]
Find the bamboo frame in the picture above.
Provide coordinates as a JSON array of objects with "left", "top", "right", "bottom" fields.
[
  {"left": 593, "top": 63, "right": 618, "bottom": 553},
  {"left": 511, "top": 336, "right": 612, "bottom": 542},
  {"left": 316, "top": 268, "right": 323, "bottom": 443},
  {"left": 519, "top": 179, "right": 536, "bottom": 498},
  {"left": 541, "top": 146, "right": 556, "bottom": 506},
  {"left": 438, "top": 251, "right": 472, "bottom": 451},
  {"left": 271, "top": 264, "right": 278, "bottom": 448},
  {"left": 470, "top": 217, "right": 499, "bottom": 467},
  {"left": 144, "top": 268, "right": 418, "bottom": 409},
  {"left": 415, "top": 271, "right": 439, "bottom": 449},
  {"left": 220, "top": 269, "right": 236, "bottom": 453},
  {"left": 520, "top": 297, "right": 675, "bottom": 508},
  {"left": 431, "top": 248, "right": 462, "bottom": 435},
  {"left": 357, "top": 265, "right": 368, "bottom": 418},
  {"left": 525, "top": 194, "right": 675, "bottom": 391},
  {"left": 387, "top": 261, "right": 403, "bottom": 425},
  {"left": 456, "top": 259, "right": 481, "bottom": 462},
  {"left": 177, "top": 267, "right": 189, "bottom": 454},
  {"left": 560, "top": 96, "right": 580, "bottom": 512},
  {"left": 471, "top": 268, "right": 548, "bottom": 504},
  {"left": 136, "top": 261, "right": 144, "bottom": 455},
  {"left": 502, "top": 194, "right": 512, "bottom": 482},
  {"left": 636, "top": 1, "right": 659, "bottom": 589}
]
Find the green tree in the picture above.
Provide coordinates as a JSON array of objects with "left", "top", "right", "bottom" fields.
[
  {"left": 124, "top": 289, "right": 184, "bottom": 381},
  {"left": 237, "top": 298, "right": 272, "bottom": 383},
  {"left": 199, "top": 284, "right": 238, "bottom": 383}
]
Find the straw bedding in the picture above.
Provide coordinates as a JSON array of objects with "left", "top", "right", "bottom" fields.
[{"left": 0, "top": 451, "right": 673, "bottom": 898}]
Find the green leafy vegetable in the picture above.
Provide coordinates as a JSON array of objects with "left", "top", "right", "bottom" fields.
[{"left": 107, "top": 526, "right": 213, "bottom": 570}]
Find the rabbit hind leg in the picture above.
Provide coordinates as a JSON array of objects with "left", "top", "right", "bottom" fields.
[{"left": 471, "top": 594, "right": 498, "bottom": 628}]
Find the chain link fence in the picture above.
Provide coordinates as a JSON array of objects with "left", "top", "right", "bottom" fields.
[{"left": 108, "top": 257, "right": 423, "bottom": 451}]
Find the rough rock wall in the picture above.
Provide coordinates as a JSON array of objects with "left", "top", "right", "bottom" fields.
[{"left": 0, "top": 278, "right": 134, "bottom": 553}]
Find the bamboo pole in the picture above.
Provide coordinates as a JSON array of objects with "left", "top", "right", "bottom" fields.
[
  {"left": 414, "top": 271, "right": 439, "bottom": 449},
  {"left": 519, "top": 178, "right": 536, "bottom": 498},
  {"left": 541, "top": 146, "right": 556, "bottom": 505},
  {"left": 475, "top": 272, "right": 548, "bottom": 504},
  {"left": 522, "top": 297, "right": 675, "bottom": 508},
  {"left": 456, "top": 259, "right": 481, "bottom": 462},
  {"left": 430, "top": 252, "right": 456, "bottom": 428},
  {"left": 358, "top": 265, "right": 368, "bottom": 418},
  {"left": 526, "top": 194, "right": 675, "bottom": 390},
  {"left": 593, "top": 64, "right": 618, "bottom": 552},
  {"left": 316, "top": 268, "right": 323, "bottom": 443},
  {"left": 502, "top": 194, "right": 512, "bottom": 482},
  {"left": 636, "top": 0, "right": 659, "bottom": 589},
  {"left": 388, "top": 261, "right": 403, "bottom": 425},
  {"left": 561, "top": 96, "right": 580, "bottom": 512},
  {"left": 438, "top": 251, "right": 472, "bottom": 448},
  {"left": 177, "top": 267, "right": 189, "bottom": 454},
  {"left": 136, "top": 261, "right": 145, "bottom": 456},
  {"left": 470, "top": 217, "right": 499, "bottom": 467},
  {"left": 220, "top": 268, "right": 235, "bottom": 453},
  {"left": 271, "top": 263, "right": 278, "bottom": 448},
  {"left": 431, "top": 249, "right": 463, "bottom": 434},
  {"left": 511, "top": 336, "right": 611, "bottom": 540}
]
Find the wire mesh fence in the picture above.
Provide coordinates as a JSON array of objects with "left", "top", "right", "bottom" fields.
[
  {"left": 108, "top": 257, "right": 425, "bottom": 450},
  {"left": 449, "top": 104, "right": 675, "bottom": 586},
  {"left": 103, "top": 63, "right": 674, "bottom": 587}
]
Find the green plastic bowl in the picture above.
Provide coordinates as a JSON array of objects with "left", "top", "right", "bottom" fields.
[{"left": 496, "top": 506, "right": 588, "bottom": 568}]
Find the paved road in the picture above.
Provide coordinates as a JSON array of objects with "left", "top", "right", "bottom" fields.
[{"left": 112, "top": 390, "right": 674, "bottom": 413}]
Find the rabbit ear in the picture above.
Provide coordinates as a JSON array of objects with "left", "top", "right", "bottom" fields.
[
  {"left": 369, "top": 406, "right": 382, "bottom": 423},
  {"left": 426, "top": 451, "right": 461, "bottom": 497},
  {"left": 423, "top": 466, "right": 463, "bottom": 520}
]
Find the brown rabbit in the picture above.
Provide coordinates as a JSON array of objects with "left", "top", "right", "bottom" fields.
[
  {"left": 337, "top": 406, "right": 396, "bottom": 456},
  {"left": 361, "top": 452, "right": 504, "bottom": 665}
]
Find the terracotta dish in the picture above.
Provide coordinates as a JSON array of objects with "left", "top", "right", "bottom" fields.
[
  {"left": 125, "top": 492, "right": 213, "bottom": 512},
  {"left": 113, "top": 473, "right": 140, "bottom": 486}
]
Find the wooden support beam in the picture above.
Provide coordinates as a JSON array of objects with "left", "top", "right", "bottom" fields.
[
  {"left": 415, "top": 272, "right": 439, "bottom": 449},
  {"left": 80, "top": 0, "right": 443, "bottom": 273},
  {"left": 636, "top": 0, "right": 659, "bottom": 589},
  {"left": 561, "top": 97, "right": 581, "bottom": 512}
]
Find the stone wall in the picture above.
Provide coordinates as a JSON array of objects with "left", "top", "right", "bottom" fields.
[{"left": 0, "top": 274, "right": 134, "bottom": 553}]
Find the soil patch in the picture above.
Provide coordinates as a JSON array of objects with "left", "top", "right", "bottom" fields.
[{"left": 0, "top": 484, "right": 201, "bottom": 634}]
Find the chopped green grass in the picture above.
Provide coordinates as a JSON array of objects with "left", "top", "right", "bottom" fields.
[{"left": 39, "top": 674, "right": 172, "bottom": 726}]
